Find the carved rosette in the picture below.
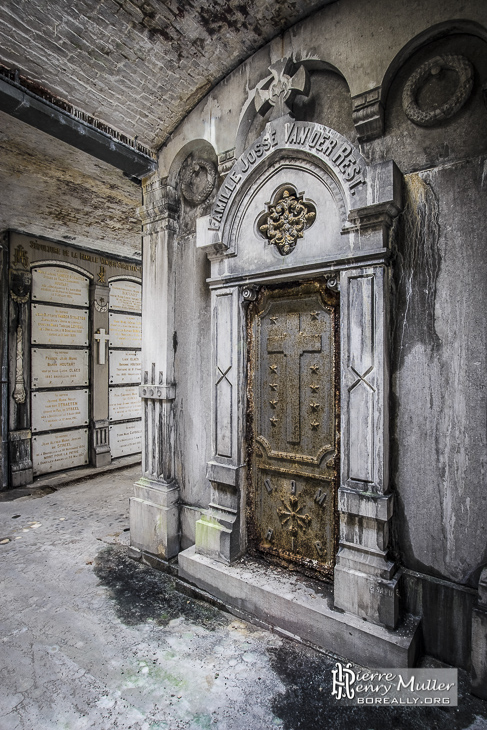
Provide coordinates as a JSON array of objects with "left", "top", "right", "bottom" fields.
[
  {"left": 402, "top": 54, "right": 474, "bottom": 127},
  {"left": 258, "top": 189, "right": 316, "bottom": 256}
]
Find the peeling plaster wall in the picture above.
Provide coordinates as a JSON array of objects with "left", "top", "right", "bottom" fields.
[{"left": 0, "top": 111, "right": 141, "bottom": 257}]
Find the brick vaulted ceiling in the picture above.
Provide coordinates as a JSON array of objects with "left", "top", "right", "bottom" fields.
[{"left": 0, "top": 0, "right": 335, "bottom": 151}]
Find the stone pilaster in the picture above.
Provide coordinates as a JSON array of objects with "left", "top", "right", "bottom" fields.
[
  {"left": 193, "top": 284, "right": 247, "bottom": 564},
  {"left": 471, "top": 567, "right": 487, "bottom": 700},
  {"left": 90, "top": 282, "right": 111, "bottom": 467},
  {"left": 130, "top": 178, "right": 181, "bottom": 560},
  {"left": 333, "top": 199, "right": 401, "bottom": 629}
]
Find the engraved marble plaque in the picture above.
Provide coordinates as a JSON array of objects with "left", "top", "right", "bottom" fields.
[
  {"left": 32, "top": 266, "right": 90, "bottom": 306},
  {"left": 109, "top": 350, "right": 141, "bottom": 384},
  {"left": 32, "top": 389, "right": 89, "bottom": 432},
  {"left": 109, "top": 313, "right": 142, "bottom": 348},
  {"left": 109, "top": 386, "right": 141, "bottom": 421},
  {"left": 32, "top": 428, "right": 89, "bottom": 476},
  {"left": 109, "top": 280, "right": 141, "bottom": 313},
  {"left": 32, "top": 304, "right": 89, "bottom": 346},
  {"left": 32, "top": 348, "right": 89, "bottom": 388},
  {"left": 110, "top": 420, "right": 142, "bottom": 458}
]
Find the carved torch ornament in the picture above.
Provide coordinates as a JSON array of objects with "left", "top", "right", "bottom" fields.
[{"left": 259, "top": 190, "right": 316, "bottom": 256}]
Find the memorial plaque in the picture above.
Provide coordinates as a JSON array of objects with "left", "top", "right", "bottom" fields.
[
  {"left": 109, "top": 386, "right": 141, "bottom": 421},
  {"left": 109, "top": 350, "right": 141, "bottom": 385},
  {"left": 110, "top": 420, "right": 142, "bottom": 458},
  {"left": 32, "top": 266, "right": 90, "bottom": 306},
  {"left": 32, "top": 304, "right": 89, "bottom": 346},
  {"left": 109, "top": 280, "right": 141, "bottom": 313},
  {"left": 32, "top": 428, "right": 89, "bottom": 476},
  {"left": 32, "top": 348, "right": 89, "bottom": 388},
  {"left": 32, "top": 389, "right": 89, "bottom": 432},
  {"left": 109, "top": 312, "right": 142, "bottom": 348}
]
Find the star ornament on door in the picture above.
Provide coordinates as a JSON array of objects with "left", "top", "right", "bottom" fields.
[{"left": 258, "top": 188, "right": 316, "bottom": 256}]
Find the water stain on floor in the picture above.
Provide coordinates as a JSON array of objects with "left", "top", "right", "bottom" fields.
[{"left": 94, "top": 544, "right": 229, "bottom": 630}]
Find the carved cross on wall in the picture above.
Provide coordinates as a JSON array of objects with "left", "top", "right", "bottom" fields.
[
  {"left": 255, "top": 58, "right": 310, "bottom": 120},
  {"left": 267, "top": 312, "right": 321, "bottom": 444},
  {"left": 94, "top": 328, "right": 109, "bottom": 365}
]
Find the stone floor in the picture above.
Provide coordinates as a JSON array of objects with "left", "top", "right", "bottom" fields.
[{"left": 0, "top": 465, "right": 486, "bottom": 730}]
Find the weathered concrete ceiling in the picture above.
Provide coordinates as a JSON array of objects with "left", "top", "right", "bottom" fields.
[{"left": 0, "top": 0, "right": 335, "bottom": 151}]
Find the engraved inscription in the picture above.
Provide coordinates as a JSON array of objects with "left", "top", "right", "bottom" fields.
[
  {"left": 110, "top": 420, "right": 142, "bottom": 458},
  {"left": 109, "top": 350, "right": 141, "bottom": 384},
  {"left": 109, "top": 280, "right": 142, "bottom": 313},
  {"left": 109, "top": 313, "right": 142, "bottom": 348},
  {"left": 31, "top": 349, "right": 89, "bottom": 388},
  {"left": 109, "top": 386, "right": 141, "bottom": 422},
  {"left": 32, "top": 304, "right": 89, "bottom": 346},
  {"left": 32, "top": 267, "right": 89, "bottom": 307},
  {"left": 32, "top": 428, "right": 89, "bottom": 476},
  {"left": 32, "top": 389, "right": 89, "bottom": 432}
]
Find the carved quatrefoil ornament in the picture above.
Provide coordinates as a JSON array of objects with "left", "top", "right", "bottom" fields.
[
  {"left": 258, "top": 188, "right": 316, "bottom": 256},
  {"left": 402, "top": 54, "right": 474, "bottom": 127}
]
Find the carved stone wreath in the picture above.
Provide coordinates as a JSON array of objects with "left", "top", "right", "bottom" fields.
[
  {"left": 258, "top": 189, "right": 316, "bottom": 256},
  {"left": 402, "top": 54, "right": 474, "bottom": 127},
  {"left": 180, "top": 157, "right": 217, "bottom": 205}
]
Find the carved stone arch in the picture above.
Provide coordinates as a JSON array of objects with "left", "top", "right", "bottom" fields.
[
  {"left": 228, "top": 153, "right": 348, "bottom": 255},
  {"left": 201, "top": 119, "right": 377, "bottom": 261}
]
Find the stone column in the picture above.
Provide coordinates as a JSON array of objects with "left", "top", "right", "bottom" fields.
[
  {"left": 471, "top": 567, "right": 487, "bottom": 699},
  {"left": 334, "top": 263, "right": 399, "bottom": 628},
  {"left": 194, "top": 284, "right": 248, "bottom": 564},
  {"left": 90, "top": 282, "right": 111, "bottom": 467},
  {"left": 130, "top": 178, "right": 181, "bottom": 560}
]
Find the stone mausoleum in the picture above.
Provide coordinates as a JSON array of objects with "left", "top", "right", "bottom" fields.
[{"left": 0, "top": 0, "right": 486, "bottom": 698}]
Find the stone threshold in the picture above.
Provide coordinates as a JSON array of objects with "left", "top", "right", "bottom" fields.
[
  {"left": 175, "top": 545, "right": 420, "bottom": 668},
  {"left": 0, "top": 456, "right": 141, "bottom": 500},
  {"left": 33, "top": 455, "right": 141, "bottom": 490}
]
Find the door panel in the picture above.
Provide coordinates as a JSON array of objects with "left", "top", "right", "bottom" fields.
[{"left": 248, "top": 281, "right": 339, "bottom": 578}]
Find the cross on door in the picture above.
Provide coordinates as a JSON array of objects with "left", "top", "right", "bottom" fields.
[
  {"left": 267, "top": 312, "right": 322, "bottom": 443},
  {"left": 94, "top": 328, "right": 109, "bottom": 365}
]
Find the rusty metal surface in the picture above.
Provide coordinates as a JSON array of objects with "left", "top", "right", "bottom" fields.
[{"left": 247, "top": 280, "right": 339, "bottom": 580}]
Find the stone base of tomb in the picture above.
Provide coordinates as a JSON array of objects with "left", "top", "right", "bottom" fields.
[
  {"left": 130, "top": 476, "right": 180, "bottom": 559},
  {"left": 178, "top": 545, "right": 421, "bottom": 668}
]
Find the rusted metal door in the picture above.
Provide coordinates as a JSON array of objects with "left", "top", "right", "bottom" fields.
[{"left": 248, "top": 281, "right": 338, "bottom": 579}]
